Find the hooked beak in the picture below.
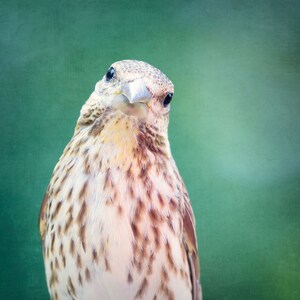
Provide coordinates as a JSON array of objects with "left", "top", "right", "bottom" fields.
[{"left": 121, "top": 79, "right": 151, "bottom": 104}]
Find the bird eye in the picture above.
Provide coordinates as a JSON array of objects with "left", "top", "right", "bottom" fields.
[
  {"left": 163, "top": 93, "right": 173, "bottom": 107},
  {"left": 105, "top": 67, "right": 115, "bottom": 81}
]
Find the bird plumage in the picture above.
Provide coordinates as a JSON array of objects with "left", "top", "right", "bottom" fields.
[{"left": 39, "top": 60, "right": 202, "bottom": 300}]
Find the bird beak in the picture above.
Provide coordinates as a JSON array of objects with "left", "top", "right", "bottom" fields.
[{"left": 121, "top": 79, "right": 151, "bottom": 104}]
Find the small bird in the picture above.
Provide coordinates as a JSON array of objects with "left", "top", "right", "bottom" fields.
[{"left": 39, "top": 60, "right": 202, "bottom": 300}]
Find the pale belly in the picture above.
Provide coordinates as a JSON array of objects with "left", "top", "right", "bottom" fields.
[
  {"left": 44, "top": 203, "right": 192, "bottom": 300},
  {"left": 43, "top": 151, "right": 192, "bottom": 299}
]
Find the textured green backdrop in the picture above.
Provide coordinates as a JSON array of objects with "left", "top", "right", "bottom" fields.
[{"left": 1, "top": 0, "right": 299, "bottom": 299}]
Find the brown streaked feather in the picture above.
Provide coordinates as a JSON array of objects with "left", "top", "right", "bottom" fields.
[
  {"left": 182, "top": 185, "right": 202, "bottom": 300},
  {"left": 39, "top": 189, "right": 49, "bottom": 244}
]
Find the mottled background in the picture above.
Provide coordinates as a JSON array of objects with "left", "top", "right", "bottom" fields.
[{"left": 1, "top": 0, "right": 299, "bottom": 299}]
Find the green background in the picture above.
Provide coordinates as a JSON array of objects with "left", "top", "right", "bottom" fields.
[{"left": 1, "top": 0, "right": 299, "bottom": 299}]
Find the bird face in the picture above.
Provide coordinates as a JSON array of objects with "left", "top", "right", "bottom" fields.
[{"left": 92, "top": 60, "right": 174, "bottom": 128}]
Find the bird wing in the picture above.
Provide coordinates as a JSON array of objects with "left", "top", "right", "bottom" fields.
[
  {"left": 39, "top": 189, "right": 49, "bottom": 247},
  {"left": 181, "top": 183, "right": 202, "bottom": 300}
]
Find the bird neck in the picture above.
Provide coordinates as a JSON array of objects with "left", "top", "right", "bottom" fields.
[{"left": 73, "top": 110, "right": 171, "bottom": 172}]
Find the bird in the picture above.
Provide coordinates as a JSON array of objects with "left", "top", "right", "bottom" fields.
[{"left": 39, "top": 60, "right": 202, "bottom": 300}]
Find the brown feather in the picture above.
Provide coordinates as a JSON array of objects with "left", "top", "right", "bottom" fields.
[
  {"left": 39, "top": 189, "right": 49, "bottom": 244},
  {"left": 182, "top": 185, "right": 202, "bottom": 300}
]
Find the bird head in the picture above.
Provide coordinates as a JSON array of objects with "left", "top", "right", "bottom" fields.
[{"left": 79, "top": 60, "right": 174, "bottom": 134}]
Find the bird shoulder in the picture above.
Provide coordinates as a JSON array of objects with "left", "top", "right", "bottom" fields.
[
  {"left": 39, "top": 189, "right": 49, "bottom": 244},
  {"left": 181, "top": 182, "right": 202, "bottom": 300}
]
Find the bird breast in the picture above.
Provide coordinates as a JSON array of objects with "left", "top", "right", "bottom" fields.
[{"left": 44, "top": 113, "right": 192, "bottom": 299}]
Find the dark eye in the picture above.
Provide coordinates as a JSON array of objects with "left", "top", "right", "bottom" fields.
[
  {"left": 163, "top": 93, "right": 173, "bottom": 107},
  {"left": 105, "top": 67, "right": 115, "bottom": 81}
]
